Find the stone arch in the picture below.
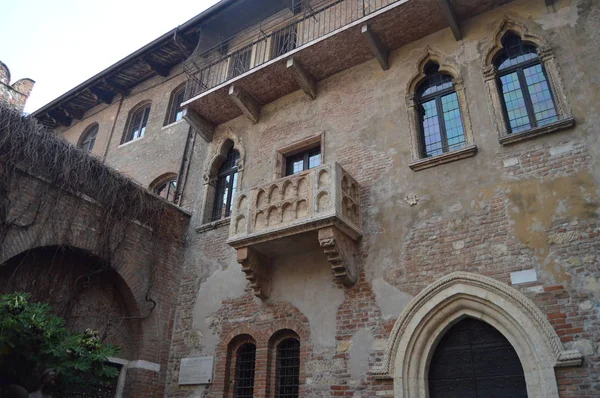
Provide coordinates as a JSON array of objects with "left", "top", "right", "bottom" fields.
[
  {"left": 404, "top": 47, "right": 475, "bottom": 164},
  {"left": 372, "top": 272, "right": 582, "bottom": 398},
  {"left": 405, "top": 47, "right": 462, "bottom": 96},
  {"left": 483, "top": 15, "right": 550, "bottom": 68},
  {"left": 201, "top": 132, "right": 246, "bottom": 224},
  {"left": 214, "top": 328, "right": 258, "bottom": 397}
]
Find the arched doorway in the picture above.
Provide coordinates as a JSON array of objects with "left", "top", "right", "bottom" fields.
[{"left": 428, "top": 318, "right": 527, "bottom": 397}]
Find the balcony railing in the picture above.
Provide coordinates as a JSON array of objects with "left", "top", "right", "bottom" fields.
[
  {"left": 184, "top": 0, "right": 398, "bottom": 100},
  {"left": 226, "top": 163, "right": 362, "bottom": 298}
]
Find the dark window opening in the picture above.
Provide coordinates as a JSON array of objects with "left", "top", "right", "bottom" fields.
[
  {"left": 155, "top": 179, "right": 177, "bottom": 203},
  {"left": 428, "top": 318, "right": 527, "bottom": 398},
  {"left": 212, "top": 146, "right": 240, "bottom": 221},
  {"left": 285, "top": 146, "right": 321, "bottom": 176},
  {"left": 234, "top": 343, "right": 256, "bottom": 398},
  {"left": 229, "top": 47, "right": 253, "bottom": 78},
  {"left": 417, "top": 62, "right": 465, "bottom": 158},
  {"left": 166, "top": 88, "right": 186, "bottom": 125},
  {"left": 276, "top": 338, "right": 300, "bottom": 398},
  {"left": 124, "top": 105, "right": 151, "bottom": 143},
  {"left": 80, "top": 125, "right": 98, "bottom": 152},
  {"left": 494, "top": 33, "right": 557, "bottom": 134}
]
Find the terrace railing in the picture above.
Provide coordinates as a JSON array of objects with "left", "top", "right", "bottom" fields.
[{"left": 184, "top": 0, "right": 398, "bottom": 100}]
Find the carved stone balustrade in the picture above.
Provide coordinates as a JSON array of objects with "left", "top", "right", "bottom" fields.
[{"left": 227, "top": 163, "right": 362, "bottom": 298}]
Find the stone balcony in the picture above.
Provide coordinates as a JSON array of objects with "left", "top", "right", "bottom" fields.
[{"left": 227, "top": 163, "right": 362, "bottom": 298}]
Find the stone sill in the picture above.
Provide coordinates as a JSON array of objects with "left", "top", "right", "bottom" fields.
[
  {"left": 499, "top": 118, "right": 575, "bottom": 146},
  {"left": 195, "top": 217, "right": 230, "bottom": 234},
  {"left": 409, "top": 145, "right": 478, "bottom": 171}
]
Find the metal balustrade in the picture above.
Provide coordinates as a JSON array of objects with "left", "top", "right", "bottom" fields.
[{"left": 184, "top": 0, "right": 398, "bottom": 100}]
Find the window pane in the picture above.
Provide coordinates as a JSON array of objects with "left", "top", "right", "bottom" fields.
[
  {"left": 228, "top": 172, "right": 238, "bottom": 216},
  {"left": 421, "top": 99, "right": 443, "bottom": 157},
  {"left": 500, "top": 72, "right": 531, "bottom": 133},
  {"left": 292, "top": 160, "right": 303, "bottom": 174},
  {"left": 523, "top": 64, "right": 557, "bottom": 127},
  {"left": 441, "top": 92, "right": 465, "bottom": 152},
  {"left": 276, "top": 338, "right": 300, "bottom": 398},
  {"left": 174, "top": 90, "right": 185, "bottom": 122},
  {"left": 234, "top": 344, "right": 256, "bottom": 398},
  {"left": 308, "top": 152, "right": 321, "bottom": 169}
]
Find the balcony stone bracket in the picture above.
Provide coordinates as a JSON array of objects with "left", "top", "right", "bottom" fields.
[
  {"left": 286, "top": 57, "right": 317, "bottom": 100},
  {"left": 318, "top": 226, "right": 359, "bottom": 286},
  {"left": 361, "top": 25, "right": 389, "bottom": 71},
  {"left": 236, "top": 246, "right": 272, "bottom": 299},
  {"left": 183, "top": 108, "right": 214, "bottom": 143},
  {"left": 228, "top": 85, "right": 261, "bottom": 124}
]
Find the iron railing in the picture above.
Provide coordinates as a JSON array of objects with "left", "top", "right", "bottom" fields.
[{"left": 184, "top": 0, "right": 398, "bottom": 100}]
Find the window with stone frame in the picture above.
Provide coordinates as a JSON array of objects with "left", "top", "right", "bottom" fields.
[
  {"left": 165, "top": 85, "right": 186, "bottom": 125},
  {"left": 494, "top": 32, "right": 558, "bottom": 135},
  {"left": 233, "top": 343, "right": 256, "bottom": 398},
  {"left": 405, "top": 50, "right": 476, "bottom": 171},
  {"left": 122, "top": 103, "right": 151, "bottom": 144},
  {"left": 416, "top": 62, "right": 466, "bottom": 158},
  {"left": 79, "top": 124, "right": 98, "bottom": 152},
  {"left": 152, "top": 175, "right": 178, "bottom": 203},
  {"left": 212, "top": 145, "right": 240, "bottom": 221},
  {"left": 482, "top": 19, "right": 574, "bottom": 145}
]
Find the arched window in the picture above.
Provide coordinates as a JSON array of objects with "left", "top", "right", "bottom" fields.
[
  {"left": 494, "top": 32, "right": 557, "bottom": 134},
  {"left": 417, "top": 62, "right": 465, "bottom": 158},
  {"left": 234, "top": 343, "right": 256, "bottom": 398},
  {"left": 123, "top": 103, "right": 151, "bottom": 144},
  {"left": 165, "top": 85, "right": 186, "bottom": 125},
  {"left": 428, "top": 318, "right": 527, "bottom": 397},
  {"left": 79, "top": 124, "right": 98, "bottom": 152},
  {"left": 275, "top": 338, "right": 300, "bottom": 398},
  {"left": 212, "top": 146, "right": 240, "bottom": 221}
]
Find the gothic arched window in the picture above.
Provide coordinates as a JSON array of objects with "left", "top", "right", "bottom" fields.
[
  {"left": 212, "top": 146, "right": 240, "bottom": 221},
  {"left": 494, "top": 32, "right": 557, "bottom": 134},
  {"left": 417, "top": 62, "right": 466, "bottom": 158}
]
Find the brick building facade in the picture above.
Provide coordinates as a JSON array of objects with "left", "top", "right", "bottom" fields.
[{"left": 18, "top": 0, "right": 600, "bottom": 396}]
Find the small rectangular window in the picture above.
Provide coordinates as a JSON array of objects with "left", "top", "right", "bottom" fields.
[{"left": 285, "top": 147, "right": 321, "bottom": 176}]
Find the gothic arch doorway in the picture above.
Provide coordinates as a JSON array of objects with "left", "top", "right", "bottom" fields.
[{"left": 428, "top": 317, "right": 527, "bottom": 398}]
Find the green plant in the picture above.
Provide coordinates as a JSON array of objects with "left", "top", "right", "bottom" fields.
[{"left": 0, "top": 292, "right": 120, "bottom": 392}]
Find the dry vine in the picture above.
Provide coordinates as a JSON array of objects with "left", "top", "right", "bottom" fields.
[{"left": 0, "top": 104, "right": 182, "bottom": 341}]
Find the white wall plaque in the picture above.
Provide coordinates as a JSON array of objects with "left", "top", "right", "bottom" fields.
[{"left": 178, "top": 356, "right": 214, "bottom": 385}]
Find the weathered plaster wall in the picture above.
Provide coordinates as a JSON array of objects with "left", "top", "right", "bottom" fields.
[
  {"left": 168, "top": 0, "right": 600, "bottom": 396},
  {"left": 57, "top": 70, "right": 190, "bottom": 189}
]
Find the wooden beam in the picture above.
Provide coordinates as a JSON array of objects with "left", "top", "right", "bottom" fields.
[
  {"left": 437, "top": 0, "right": 462, "bottom": 41},
  {"left": 360, "top": 25, "right": 389, "bottom": 71},
  {"left": 102, "top": 79, "right": 130, "bottom": 97},
  {"left": 228, "top": 85, "right": 261, "bottom": 124},
  {"left": 48, "top": 109, "right": 72, "bottom": 127},
  {"left": 144, "top": 56, "right": 170, "bottom": 77},
  {"left": 89, "top": 87, "right": 115, "bottom": 104},
  {"left": 183, "top": 108, "right": 214, "bottom": 143},
  {"left": 62, "top": 107, "right": 84, "bottom": 120},
  {"left": 286, "top": 58, "right": 317, "bottom": 100}
]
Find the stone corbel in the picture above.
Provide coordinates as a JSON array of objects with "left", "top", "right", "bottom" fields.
[
  {"left": 236, "top": 247, "right": 272, "bottom": 299},
  {"left": 318, "top": 227, "right": 359, "bottom": 286}
]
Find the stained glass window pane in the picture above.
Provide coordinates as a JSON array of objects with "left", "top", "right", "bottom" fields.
[
  {"left": 499, "top": 72, "right": 531, "bottom": 133},
  {"left": 441, "top": 92, "right": 465, "bottom": 152},
  {"left": 523, "top": 64, "right": 557, "bottom": 127}
]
